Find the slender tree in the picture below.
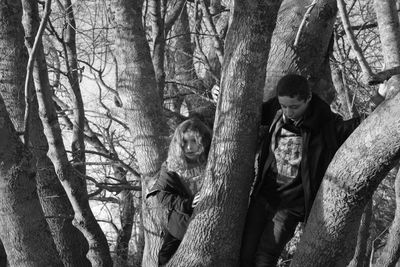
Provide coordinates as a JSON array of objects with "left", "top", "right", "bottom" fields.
[
  {"left": 21, "top": 0, "right": 112, "bottom": 265},
  {"left": 110, "top": 0, "right": 168, "bottom": 265}
]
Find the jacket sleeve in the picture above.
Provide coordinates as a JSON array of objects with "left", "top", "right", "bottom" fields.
[
  {"left": 148, "top": 170, "right": 194, "bottom": 215},
  {"left": 156, "top": 189, "right": 193, "bottom": 215}
]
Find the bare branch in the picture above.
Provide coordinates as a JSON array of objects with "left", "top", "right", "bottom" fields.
[
  {"left": 337, "top": 0, "right": 375, "bottom": 80},
  {"left": 294, "top": 0, "right": 318, "bottom": 47},
  {"left": 24, "top": 0, "right": 52, "bottom": 148}
]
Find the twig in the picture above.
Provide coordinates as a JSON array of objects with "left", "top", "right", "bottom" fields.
[
  {"left": 294, "top": 0, "right": 318, "bottom": 47},
  {"left": 24, "top": 0, "right": 52, "bottom": 148}
]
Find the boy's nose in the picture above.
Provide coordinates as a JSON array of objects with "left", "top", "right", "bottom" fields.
[{"left": 186, "top": 143, "right": 194, "bottom": 151}]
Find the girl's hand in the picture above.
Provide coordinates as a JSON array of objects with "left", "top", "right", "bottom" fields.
[{"left": 192, "top": 193, "right": 201, "bottom": 208}]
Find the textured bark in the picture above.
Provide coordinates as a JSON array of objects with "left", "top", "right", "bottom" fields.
[
  {"left": 348, "top": 201, "right": 372, "bottom": 267},
  {"left": 373, "top": 0, "right": 400, "bottom": 100},
  {"left": 21, "top": 1, "right": 112, "bottom": 266},
  {"left": 373, "top": 3, "right": 400, "bottom": 265},
  {"left": 149, "top": 0, "right": 166, "bottom": 99},
  {"left": 0, "top": 94, "right": 62, "bottom": 266},
  {"left": 264, "top": 0, "right": 337, "bottom": 102},
  {"left": 59, "top": 0, "right": 86, "bottom": 176},
  {"left": 168, "top": 0, "right": 283, "bottom": 266},
  {"left": 0, "top": 1, "right": 89, "bottom": 266},
  {"left": 110, "top": 1, "right": 168, "bottom": 266},
  {"left": 113, "top": 165, "right": 135, "bottom": 266},
  {"left": 291, "top": 91, "right": 400, "bottom": 266},
  {"left": 376, "top": 169, "right": 400, "bottom": 266},
  {"left": 170, "top": 3, "right": 215, "bottom": 126},
  {"left": 0, "top": 1, "right": 26, "bottom": 131}
]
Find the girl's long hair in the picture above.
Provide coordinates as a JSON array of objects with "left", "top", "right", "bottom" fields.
[{"left": 166, "top": 118, "right": 212, "bottom": 173}]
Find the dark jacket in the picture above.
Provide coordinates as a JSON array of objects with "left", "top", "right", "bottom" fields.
[
  {"left": 253, "top": 94, "right": 360, "bottom": 220},
  {"left": 147, "top": 165, "right": 194, "bottom": 240}
]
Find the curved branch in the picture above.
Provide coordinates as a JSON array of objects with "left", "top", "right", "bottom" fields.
[{"left": 24, "top": 0, "right": 52, "bottom": 148}]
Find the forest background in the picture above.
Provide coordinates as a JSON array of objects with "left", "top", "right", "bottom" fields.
[{"left": 1, "top": 0, "right": 400, "bottom": 266}]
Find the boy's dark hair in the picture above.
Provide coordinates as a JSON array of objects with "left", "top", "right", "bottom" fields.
[{"left": 276, "top": 74, "right": 311, "bottom": 100}]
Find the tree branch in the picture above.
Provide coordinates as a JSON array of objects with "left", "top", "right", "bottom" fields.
[
  {"left": 24, "top": 0, "right": 52, "bottom": 148},
  {"left": 294, "top": 0, "right": 318, "bottom": 47}
]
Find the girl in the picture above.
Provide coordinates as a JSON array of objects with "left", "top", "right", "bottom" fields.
[{"left": 148, "top": 117, "right": 212, "bottom": 265}]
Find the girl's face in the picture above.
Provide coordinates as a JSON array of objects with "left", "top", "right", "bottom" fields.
[{"left": 182, "top": 131, "right": 203, "bottom": 163}]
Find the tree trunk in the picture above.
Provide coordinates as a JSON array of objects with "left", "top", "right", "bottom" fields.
[
  {"left": 375, "top": 169, "right": 400, "bottom": 266},
  {"left": 59, "top": 0, "right": 87, "bottom": 176},
  {"left": 168, "top": 0, "right": 283, "bottom": 265},
  {"left": 114, "top": 167, "right": 135, "bottom": 267},
  {"left": 170, "top": 3, "right": 215, "bottom": 126},
  {"left": 348, "top": 200, "right": 372, "bottom": 267},
  {"left": 110, "top": 1, "right": 168, "bottom": 266},
  {"left": 21, "top": 0, "right": 112, "bottom": 265},
  {"left": 264, "top": 0, "right": 337, "bottom": 102},
  {"left": 0, "top": 1, "right": 89, "bottom": 266},
  {"left": 373, "top": 0, "right": 400, "bottom": 100},
  {"left": 149, "top": 0, "right": 166, "bottom": 100},
  {"left": 291, "top": 90, "right": 400, "bottom": 266},
  {"left": 371, "top": 2, "right": 400, "bottom": 265},
  {"left": 0, "top": 94, "right": 63, "bottom": 266}
]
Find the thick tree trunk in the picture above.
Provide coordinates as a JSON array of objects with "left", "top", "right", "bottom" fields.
[
  {"left": 168, "top": 0, "right": 283, "bottom": 266},
  {"left": 375, "top": 169, "right": 400, "bottom": 266},
  {"left": 372, "top": 2, "right": 400, "bottom": 265},
  {"left": 0, "top": 94, "right": 63, "bottom": 266},
  {"left": 111, "top": 1, "right": 168, "bottom": 266},
  {"left": 264, "top": 0, "right": 337, "bottom": 102},
  {"left": 21, "top": 1, "right": 112, "bottom": 265},
  {"left": 0, "top": 1, "right": 89, "bottom": 266},
  {"left": 291, "top": 90, "right": 400, "bottom": 266}
]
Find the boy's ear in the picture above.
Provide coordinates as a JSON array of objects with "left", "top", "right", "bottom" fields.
[{"left": 307, "top": 93, "right": 312, "bottom": 103}]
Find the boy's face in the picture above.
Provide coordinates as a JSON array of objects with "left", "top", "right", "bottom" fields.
[{"left": 278, "top": 94, "right": 311, "bottom": 121}]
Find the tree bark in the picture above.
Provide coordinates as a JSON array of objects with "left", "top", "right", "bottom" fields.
[
  {"left": 372, "top": 2, "right": 400, "bottom": 265},
  {"left": 149, "top": 0, "right": 166, "bottom": 100},
  {"left": 110, "top": 1, "right": 168, "bottom": 265},
  {"left": 375, "top": 169, "right": 400, "bottom": 266},
  {"left": 264, "top": 0, "right": 337, "bottom": 102},
  {"left": 348, "top": 200, "right": 372, "bottom": 267},
  {"left": 0, "top": 1, "right": 89, "bottom": 266},
  {"left": 373, "top": 0, "right": 400, "bottom": 99},
  {"left": 21, "top": 0, "right": 112, "bottom": 265},
  {"left": 59, "top": 0, "right": 87, "bottom": 176},
  {"left": 168, "top": 0, "right": 283, "bottom": 265},
  {"left": 170, "top": 3, "right": 216, "bottom": 126},
  {"left": 114, "top": 167, "right": 135, "bottom": 266},
  {"left": 291, "top": 90, "right": 400, "bottom": 266},
  {"left": 0, "top": 93, "right": 63, "bottom": 266}
]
